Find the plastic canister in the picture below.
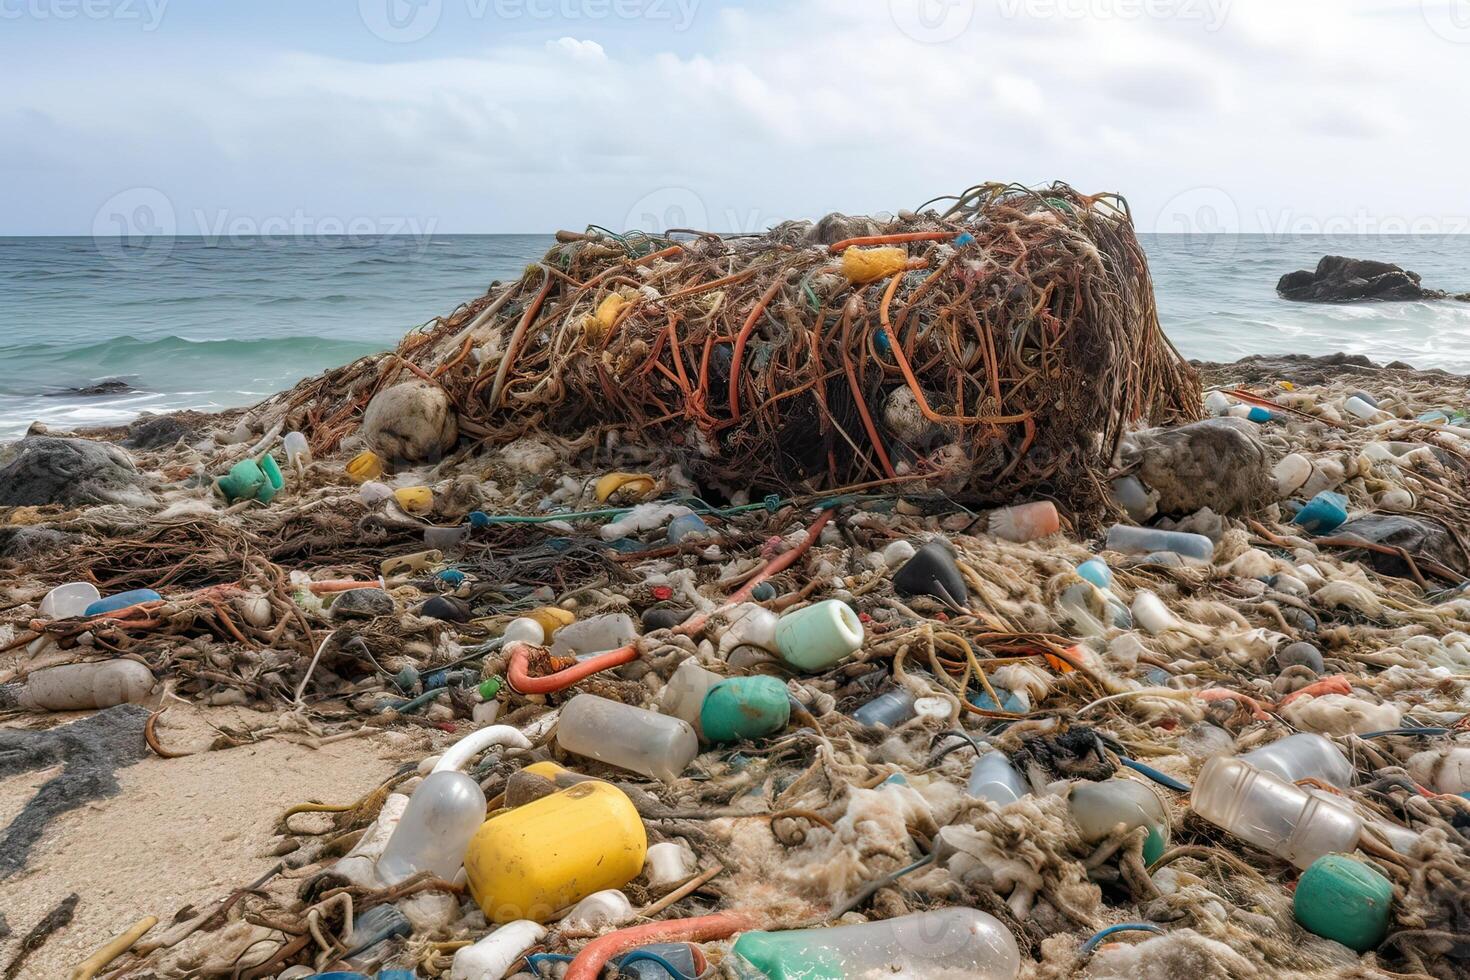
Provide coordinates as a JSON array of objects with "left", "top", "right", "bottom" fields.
[
  {"left": 449, "top": 921, "right": 547, "bottom": 980},
  {"left": 967, "top": 751, "right": 1028, "bottom": 806},
  {"left": 700, "top": 676, "right": 791, "bottom": 744},
  {"left": 551, "top": 613, "right": 639, "bottom": 657},
  {"left": 394, "top": 487, "right": 434, "bottom": 516},
  {"left": 1069, "top": 778, "right": 1171, "bottom": 864},
  {"left": 1273, "top": 453, "right": 1313, "bottom": 496},
  {"left": 1239, "top": 733, "right": 1353, "bottom": 788},
  {"left": 852, "top": 688, "right": 917, "bottom": 728},
  {"left": 347, "top": 451, "right": 385, "bottom": 483},
  {"left": 20, "top": 660, "right": 155, "bottom": 711},
  {"left": 774, "top": 600, "right": 864, "bottom": 672},
  {"left": 1293, "top": 853, "right": 1392, "bottom": 952},
  {"left": 732, "top": 908, "right": 1021, "bottom": 980},
  {"left": 1191, "top": 756, "right": 1362, "bottom": 869},
  {"left": 556, "top": 694, "right": 698, "bottom": 782},
  {"left": 987, "top": 502, "right": 1061, "bottom": 543},
  {"left": 283, "top": 431, "right": 311, "bottom": 467},
  {"left": 84, "top": 589, "right": 162, "bottom": 617},
  {"left": 39, "top": 582, "right": 102, "bottom": 620},
  {"left": 658, "top": 659, "right": 725, "bottom": 735},
  {"left": 1292, "top": 491, "right": 1348, "bottom": 534},
  {"left": 464, "top": 781, "right": 647, "bottom": 923}
]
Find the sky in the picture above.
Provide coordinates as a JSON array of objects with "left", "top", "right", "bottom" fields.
[{"left": 3, "top": 0, "right": 1468, "bottom": 236}]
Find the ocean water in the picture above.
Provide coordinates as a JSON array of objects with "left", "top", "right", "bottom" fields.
[{"left": 2, "top": 234, "right": 1468, "bottom": 440}]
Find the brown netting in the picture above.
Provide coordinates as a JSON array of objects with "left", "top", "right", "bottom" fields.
[{"left": 276, "top": 182, "right": 1200, "bottom": 507}]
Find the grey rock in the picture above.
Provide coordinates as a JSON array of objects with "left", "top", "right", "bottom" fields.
[
  {"left": 331, "top": 587, "right": 396, "bottom": 620},
  {"left": 1119, "top": 418, "right": 1272, "bottom": 516},
  {"left": 360, "top": 380, "right": 458, "bottom": 464},
  {"left": 1277, "top": 255, "right": 1462, "bottom": 303},
  {"left": 0, "top": 437, "right": 149, "bottom": 507},
  {"left": 121, "top": 415, "right": 196, "bottom": 450}
]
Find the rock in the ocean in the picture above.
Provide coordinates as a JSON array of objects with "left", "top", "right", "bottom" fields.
[
  {"left": 0, "top": 437, "right": 150, "bottom": 507},
  {"left": 1277, "top": 256, "right": 1460, "bottom": 303},
  {"left": 1118, "top": 418, "right": 1272, "bottom": 516},
  {"left": 360, "top": 380, "right": 458, "bottom": 464},
  {"left": 331, "top": 588, "right": 396, "bottom": 620}
]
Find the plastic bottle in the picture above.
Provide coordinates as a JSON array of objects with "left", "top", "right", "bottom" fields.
[
  {"left": 852, "top": 688, "right": 918, "bottom": 728},
  {"left": 1239, "top": 733, "right": 1353, "bottom": 788},
  {"left": 1273, "top": 453, "right": 1312, "bottom": 496},
  {"left": 732, "top": 908, "right": 1021, "bottom": 980},
  {"left": 967, "top": 751, "right": 1028, "bottom": 806},
  {"left": 1069, "top": 778, "right": 1171, "bottom": 863},
  {"left": 1109, "top": 476, "right": 1158, "bottom": 522},
  {"left": 1344, "top": 396, "right": 1384, "bottom": 422},
  {"left": 667, "top": 513, "right": 712, "bottom": 543},
  {"left": 19, "top": 660, "right": 155, "bottom": 711},
  {"left": 449, "top": 920, "right": 548, "bottom": 980},
  {"left": 551, "top": 613, "right": 639, "bottom": 657},
  {"left": 1105, "top": 524, "right": 1214, "bottom": 563},
  {"left": 375, "top": 770, "right": 488, "bottom": 884},
  {"left": 84, "top": 589, "right": 163, "bottom": 617},
  {"left": 283, "top": 431, "right": 311, "bottom": 469},
  {"left": 1204, "top": 390, "right": 1233, "bottom": 416},
  {"left": 986, "top": 501, "right": 1060, "bottom": 543},
  {"left": 39, "top": 582, "right": 101, "bottom": 620},
  {"left": 774, "top": 600, "right": 864, "bottom": 672},
  {"left": 556, "top": 694, "right": 698, "bottom": 781},
  {"left": 464, "top": 781, "right": 647, "bottom": 923},
  {"left": 700, "top": 676, "right": 790, "bottom": 744},
  {"left": 1075, "top": 558, "right": 1112, "bottom": 589},
  {"left": 658, "top": 660, "right": 724, "bottom": 735},
  {"left": 1191, "top": 756, "right": 1362, "bottom": 869}
]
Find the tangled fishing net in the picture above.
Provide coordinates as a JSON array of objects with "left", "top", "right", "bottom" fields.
[{"left": 275, "top": 182, "right": 1199, "bottom": 508}]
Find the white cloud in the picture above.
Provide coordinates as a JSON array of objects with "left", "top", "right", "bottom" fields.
[{"left": 1, "top": 0, "right": 1467, "bottom": 234}]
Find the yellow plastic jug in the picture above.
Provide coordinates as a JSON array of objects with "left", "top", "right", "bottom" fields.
[
  {"left": 465, "top": 780, "right": 647, "bottom": 923},
  {"left": 527, "top": 606, "right": 575, "bottom": 639}
]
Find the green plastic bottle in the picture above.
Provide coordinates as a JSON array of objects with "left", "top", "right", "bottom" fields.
[{"left": 700, "top": 676, "right": 791, "bottom": 744}]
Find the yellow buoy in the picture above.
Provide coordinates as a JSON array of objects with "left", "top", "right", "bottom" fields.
[{"left": 393, "top": 486, "right": 434, "bottom": 515}]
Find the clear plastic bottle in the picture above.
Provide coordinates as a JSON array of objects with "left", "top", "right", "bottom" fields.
[
  {"left": 1239, "top": 733, "right": 1353, "bottom": 788},
  {"left": 556, "top": 694, "right": 698, "bottom": 782},
  {"left": 376, "top": 770, "right": 488, "bottom": 884},
  {"left": 39, "top": 582, "right": 102, "bottom": 620},
  {"left": 1105, "top": 524, "right": 1214, "bottom": 563},
  {"left": 1069, "top": 778, "right": 1171, "bottom": 862},
  {"left": 1109, "top": 476, "right": 1158, "bottom": 522},
  {"left": 852, "top": 688, "right": 918, "bottom": 728},
  {"left": 732, "top": 908, "right": 1020, "bottom": 980},
  {"left": 20, "top": 660, "right": 154, "bottom": 711},
  {"left": 967, "top": 751, "right": 1028, "bottom": 806},
  {"left": 551, "top": 613, "right": 639, "bottom": 657},
  {"left": 1191, "top": 756, "right": 1362, "bottom": 869}
]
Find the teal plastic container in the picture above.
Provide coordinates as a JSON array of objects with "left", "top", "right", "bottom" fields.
[
  {"left": 1294, "top": 853, "right": 1392, "bottom": 951},
  {"left": 1293, "top": 491, "right": 1348, "bottom": 534},
  {"left": 700, "top": 676, "right": 791, "bottom": 744},
  {"left": 217, "top": 454, "right": 286, "bottom": 504}
]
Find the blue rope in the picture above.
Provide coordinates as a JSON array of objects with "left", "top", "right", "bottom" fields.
[
  {"left": 1120, "top": 756, "right": 1192, "bottom": 793},
  {"left": 1080, "top": 922, "right": 1165, "bottom": 954}
]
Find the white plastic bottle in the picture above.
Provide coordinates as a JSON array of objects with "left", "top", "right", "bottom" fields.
[
  {"left": 20, "top": 660, "right": 154, "bottom": 711},
  {"left": 658, "top": 659, "right": 725, "bottom": 735},
  {"left": 967, "top": 752, "right": 1028, "bottom": 806},
  {"left": 449, "top": 920, "right": 547, "bottom": 980},
  {"left": 557, "top": 694, "right": 698, "bottom": 782},
  {"left": 1191, "top": 756, "right": 1361, "bottom": 869},
  {"left": 376, "top": 770, "right": 488, "bottom": 884},
  {"left": 550, "top": 613, "right": 639, "bottom": 657}
]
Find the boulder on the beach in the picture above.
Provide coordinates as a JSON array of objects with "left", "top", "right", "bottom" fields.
[
  {"left": 121, "top": 414, "right": 196, "bottom": 450},
  {"left": 1277, "top": 256, "right": 1453, "bottom": 303},
  {"left": 1118, "top": 418, "right": 1272, "bottom": 516},
  {"left": 360, "top": 380, "right": 458, "bottom": 464},
  {"left": 1332, "top": 514, "right": 1466, "bottom": 579},
  {"left": 0, "top": 437, "right": 149, "bottom": 507}
]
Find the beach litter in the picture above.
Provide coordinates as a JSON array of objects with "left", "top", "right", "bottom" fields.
[{"left": 2, "top": 184, "right": 1470, "bottom": 978}]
